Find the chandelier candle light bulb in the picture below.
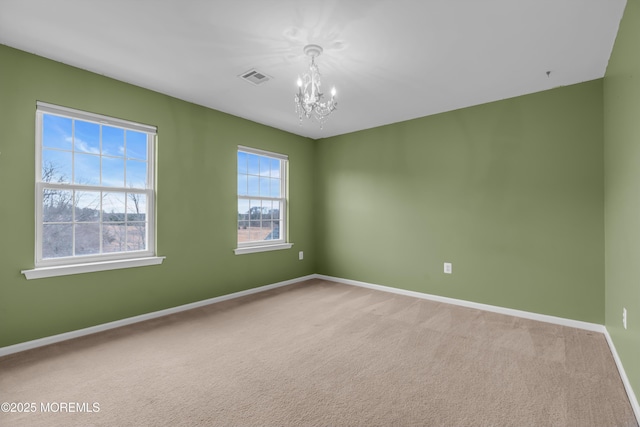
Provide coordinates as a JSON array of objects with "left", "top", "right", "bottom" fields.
[{"left": 294, "top": 44, "right": 337, "bottom": 129}]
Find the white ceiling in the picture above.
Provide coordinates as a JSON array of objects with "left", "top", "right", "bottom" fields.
[{"left": 0, "top": 0, "right": 627, "bottom": 139}]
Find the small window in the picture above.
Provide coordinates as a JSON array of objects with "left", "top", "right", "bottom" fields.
[
  {"left": 235, "top": 146, "right": 292, "bottom": 254},
  {"left": 34, "top": 102, "right": 157, "bottom": 267}
]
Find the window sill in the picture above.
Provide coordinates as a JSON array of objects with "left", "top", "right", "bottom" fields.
[
  {"left": 22, "top": 256, "right": 166, "bottom": 280},
  {"left": 234, "top": 243, "right": 293, "bottom": 255}
]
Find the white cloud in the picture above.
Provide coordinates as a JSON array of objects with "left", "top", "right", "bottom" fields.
[{"left": 66, "top": 136, "right": 100, "bottom": 155}]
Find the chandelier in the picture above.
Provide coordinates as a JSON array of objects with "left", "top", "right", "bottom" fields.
[{"left": 295, "top": 44, "right": 337, "bottom": 128}]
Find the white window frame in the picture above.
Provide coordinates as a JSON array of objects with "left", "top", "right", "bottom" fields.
[
  {"left": 234, "top": 146, "right": 292, "bottom": 255},
  {"left": 22, "top": 102, "right": 163, "bottom": 279}
]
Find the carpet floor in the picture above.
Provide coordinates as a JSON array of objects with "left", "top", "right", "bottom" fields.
[{"left": 0, "top": 279, "right": 637, "bottom": 426}]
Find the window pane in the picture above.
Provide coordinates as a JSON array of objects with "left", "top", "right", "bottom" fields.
[
  {"left": 102, "top": 156, "right": 125, "bottom": 187},
  {"left": 263, "top": 221, "right": 274, "bottom": 240},
  {"left": 249, "top": 199, "right": 262, "bottom": 227},
  {"left": 103, "top": 223, "right": 126, "bottom": 253},
  {"left": 43, "top": 224, "right": 73, "bottom": 258},
  {"left": 248, "top": 176, "right": 259, "bottom": 196},
  {"left": 76, "top": 191, "right": 101, "bottom": 222},
  {"left": 75, "top": 223, "right": 100, "bottom": 255},
  {"left": 270, "top": 158, "right": 280, "bottom": 178},
  {"left": 237, "top": 174, "right": 248, "bottom": 196},
  {"left": 271, "top": 201, "right": 282, "bottom": 220},
  {"left": 127, "top": 223, "right": 146, "bottom": 251},
  {"left": 238, "top": 151, "right": 248, "bottom": 174},
  {"left": 126, "top": 160, "right": 147, "bottom": 188},
  {"left": 270, "top": 178, "right": 281, "bottom": 197},
  {"left": 74, "top": 153, "right": 100, "bottom": 185},
  {"left": 74, "top": 121, "right": 100, "bottom": 154},
  {"left": 247, "top": 154, "right": 260, "bottom": 175},
  {"left": 42, "top": 149, "right": 72, "bottom": 184},
  {"left": 262, "top": 200, "right": 273, "bottom": 220},
  {"left": 127, "top": 193, "right": 146, "bottom": 222},
  {"left": 103, "top": 192, "right": 126, "bottom": 222},
  {"left": 238, "top": 221, "right": 249, "bottom": 242},
  {"left": 257, "top": 221, "right": 271, "bottom": 241},
  {"left": 248, "top": 226, "right": 261, "bottom": 242},
  {"left": 260, "top": 156, "right": 271, "bottom": 176},
  {"left": 259, "top": 177, "right": 270, "bottom": 197},
  {"left": 43, "top": 189, "right": 73, "bottom": 222},
  {"left": 126, "top": 131, "right": 147, "bottom": 161},
  {"left": 238, "top": 199, "right": 250, "bottom": 220},
  {"left": 43, "top": 115, "right": 72, "bottom": 150},
  {"left": 102, "top": 126, "right": 125, "bottom": 157}
]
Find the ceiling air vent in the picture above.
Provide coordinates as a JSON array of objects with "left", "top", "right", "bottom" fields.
[{"left": 239, "top": 69, "right": 272, "bottom": 85}]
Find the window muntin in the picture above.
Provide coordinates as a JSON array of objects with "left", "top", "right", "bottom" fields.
[
  {"left": 237, "top": 146, "right": 288, "bottom": 248},
  {"left": 36, "top": 102, "right": 156, "bottom": 267}
]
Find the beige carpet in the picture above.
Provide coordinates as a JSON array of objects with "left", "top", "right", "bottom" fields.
[{"left": 0, "top": 279, "right": 637, "bottom": 427}]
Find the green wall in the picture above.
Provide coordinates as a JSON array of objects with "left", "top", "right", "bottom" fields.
[
  {"left": 315, "top": 81, "right": 605, "bottom": 323},
  {"left": 0, "top": 45, "right": 316, "bottom": 348},
  {"left": 0, "top": 35, "right": 616, "bottom": 355},
  {"left": 604, "top": 0, "right": 640, "bottom": 404}
]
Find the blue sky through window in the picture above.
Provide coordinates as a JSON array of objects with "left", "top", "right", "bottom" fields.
[
  {"left": 237, "top": 151, "right": 282, "bottom": 204},
  {"left": 102, "top": 126, "right": 124, "bottom": 157},
  {"left": 74, "top": 121, "right": 100, "bottom": 154},
  {"left": 42, "top": 115, "right": 72, "bottom": 150},
  {"left": 42, "top": 113, "right": 148, "bottom": 191}
]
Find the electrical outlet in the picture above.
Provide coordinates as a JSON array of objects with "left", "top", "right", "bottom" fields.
[
  {"left": 623, "top": 308, "right": 627, "bottom": 330},
  {"left": 299, "top": 251, "right": 304, "bottom": 261},
  {"left": 444, "top": 262, "right": 452, "bottom": 274}
]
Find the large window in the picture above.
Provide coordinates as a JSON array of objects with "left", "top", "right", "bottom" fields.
[
  {"left": 235, "top": 146, "right": 292, "bottom": 254},
  {"left": 32, "top": 102, "right": 158, "bottom": 271}
]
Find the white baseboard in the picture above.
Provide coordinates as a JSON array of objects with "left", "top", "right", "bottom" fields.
[
  {"left": 315, "top": 274, "right": 639, "bottom": 424},
  {"left": 603, "top": 329, "right": 640, "bottom": 423},
  {"left": 0, "top": 274, "right": 316, "bottom": 357},
  {"left": 315, "top": 274, "right": 605, "bottom": 332}
]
